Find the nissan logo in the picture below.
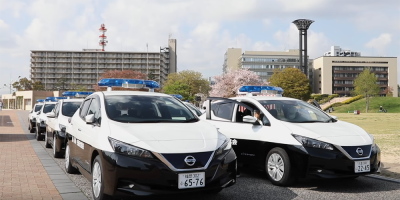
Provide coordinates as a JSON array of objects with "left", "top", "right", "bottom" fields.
[
  {"left": 184, "top": 156, "right": 196, "bottom": 166},
  {"left": 356, "top": 147, "right": 363, "bottom": 156}
]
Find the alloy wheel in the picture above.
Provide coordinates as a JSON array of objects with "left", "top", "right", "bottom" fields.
[
  {"left": 65, "top": 145, "right": 70, "bottom": 169},
  {"left": 92, "top": 162, "right": 102, "bottom": 198},
  {"left": 267, "top": 153, "right": 285, "bottom": 181},
  {"left": 53, "top": 136, "right": 56, "bottom": 155}
]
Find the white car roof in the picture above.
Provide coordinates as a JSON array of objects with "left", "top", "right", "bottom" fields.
[
  {"left": 43, "top": 101, "right": 57, "bottom": 105},
  {"left": 60, "top": 99, "right": 84, "bottom": 103}
]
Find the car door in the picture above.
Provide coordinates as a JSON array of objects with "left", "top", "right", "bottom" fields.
[{"left": 70, "top": 98, "right": 92, "bottom": 172}]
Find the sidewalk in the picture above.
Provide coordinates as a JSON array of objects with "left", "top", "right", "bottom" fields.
[{"left": 0, "top": 110, "right": 87, "bottom": 200}]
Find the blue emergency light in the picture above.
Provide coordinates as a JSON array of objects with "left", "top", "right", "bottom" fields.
[
  {"left": 45, "top": 97, "right": 57, "bottom": 102},
  {"left": 170, "top": 94, "right": 183, "bottom": 99},
  {"left": 62, "top": 91, "right": 93, "bottom": 97},
  {"left": 97, "top": 78, "right": 160, "bottom": 91},
  {"left": 238, "top": 86, "right": 284, "bottom": 94},
  {"left": 56, "top": 97, "right": 67, "bottom": 100},
  {"left": 36, "top": 99, "right": 45, "bottom": 103}
]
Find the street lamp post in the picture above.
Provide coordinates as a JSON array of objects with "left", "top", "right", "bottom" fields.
[{"left": 292, "top": 19, "right": 314, "bottom": 79}]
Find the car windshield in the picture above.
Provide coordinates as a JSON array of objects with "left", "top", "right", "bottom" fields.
[
  {"left": 185, "top": 102, "right": 203, "bottom": 116},
  {"left": 105, "top": 95, "right": 198, "bottom": 123},
  {"left": 43, "top": 104, "right": 55, "bottom": 114},
  {"left": 258, "top": 100, "right": 332, "bottom": 123},
  {"left": 62, "top": 102, "right": 82, "bottom": 117},
  {"left": 34, "top": 105, "right": 43, "bottom": 112}
]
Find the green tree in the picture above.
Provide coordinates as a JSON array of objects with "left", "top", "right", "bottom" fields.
[
  {"left": 147, "top": 70, "right": 156, "bottom": 81},
  {"left": 32, "top": 81, "right": 45, "bottom": 91},
  {"left": 163, "top": 81, "right": 192, "bottom": 101},
  {"left": 268, "top": 68, "right": 311, "bottom": 100},
  {"left": 353, "top": 68, "right": 380, "bottom": 113},
  {"left": 54, "top": 76, "right": 68, "bottom": 90},
  {"left": 12, "top": 77, "right": 33, "bottom": 91},
  {"left": 163, "top": 70, "right": 211, "bottom": 100}
]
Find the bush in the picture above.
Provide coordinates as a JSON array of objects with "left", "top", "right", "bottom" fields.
[
  {"left": 328, "top": 94, "right": 339, "bottom": 99},
  {"left": 323, "top": 102, "right": 343, "bottom": 111},
  {"left": 311, "top": 94, "right": 329, "bottom": 101},
  {"left": 342, "top": 95, "right": 364, "bottom": 104}
]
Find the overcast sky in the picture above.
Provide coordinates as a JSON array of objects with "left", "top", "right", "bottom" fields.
[{"left": 0, "top": 0, "right": 399, "bottom": 95}]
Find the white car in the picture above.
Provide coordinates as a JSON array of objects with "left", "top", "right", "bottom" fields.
[
  {"left": 65, "top": 79, "right": 237, "bottom": 199},
  {"left": 201, "top": 86, "right": 381, "bottom": 186},
  {"left": 35, "top": 101, "right": 57, "bottom": 141},
  {"left": 28, "top": 100, "right": 44, "bottom": 133},
  {"left": 46, "top": 99, "right": 83, "bottom": 158}
]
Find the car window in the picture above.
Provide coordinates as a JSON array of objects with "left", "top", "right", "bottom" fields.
[
  {"left": 104, "top": 95, "right": 197, "bottom": 123},
  {"left": 258, "top": 100, "right": 331, "bottom": 123},
  {"left": 43, "top": 104, "right": 56, "bottom": 114},
  {"left": 62, "top": 102, "right": 82, "bottom": 117},
  {"left": 86, "top": 97, "right": 101, "bottom": 124},
  {"left": 34, "top": 104, "right": 43, "bottom": 112},
  {"left": 214, "top": 102, "right": 234, "bottom": 120},
  {"left": 80, "top": 99, "right": 92, "bottom": 119}
]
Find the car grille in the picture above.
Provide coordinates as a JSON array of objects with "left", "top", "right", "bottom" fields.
[
  {"left": 161, "top": 151, "right": 213, "bottom": 170},
  {"left": 341, "top": 145, "right": 371, "bottom": 158}
]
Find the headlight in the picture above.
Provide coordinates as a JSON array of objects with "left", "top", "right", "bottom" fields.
[
  {"left": 215, "top": 138, "right": 232, "bottom": 156},
  {"left": 368, "top": 133, "right": 377, "bottom": 151},
  {"left": 108, "top": 137, "right": 153, "bottom": 158},
  {"left": 292, "top": 134, "right": 334, "bottom": 150},
  {"left": 59, "top": 124, "right": 66, "bottom": 133}
]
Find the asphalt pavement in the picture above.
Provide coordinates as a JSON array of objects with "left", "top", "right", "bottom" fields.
[{"left": 16, "top": 110, "right": 400, "bottom": 200}]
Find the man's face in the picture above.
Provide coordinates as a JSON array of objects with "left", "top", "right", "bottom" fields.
[{"left": 254, "top": 111, "right": 260, "bottom": 119}]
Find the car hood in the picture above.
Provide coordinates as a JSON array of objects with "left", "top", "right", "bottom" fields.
[
  {"left": 107, "top": 119, "right": 224, "bottom": 153},
  {"left": 281, "top": 120, "right": 372, "bottom": 146}
]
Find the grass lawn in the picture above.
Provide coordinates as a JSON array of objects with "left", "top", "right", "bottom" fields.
[{"left": 332, "top": 97, "right": 400, "bottom": 113}]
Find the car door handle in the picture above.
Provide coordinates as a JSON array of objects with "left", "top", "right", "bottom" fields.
[{"left": 78, "top": 128, "right": 81, "bottom": 131}]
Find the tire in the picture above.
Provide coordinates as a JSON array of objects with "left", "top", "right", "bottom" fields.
[
  {"left": 65, "top": 142, "right": 78, "bottom": 174},
  {"left": 35, "top": 124, "right": 43, "bottom": 141},
  {"left": 45, "top": 129, "right": 51, "bottom": 148},
  {"left": 53, "top": 134, "right": 62, "bottom": 158},
  {"left": 29, "top": 121, "right": 35, "bottom": 133},
  {"left": 92, "top": 155, "right": 111, "bottom": 200},
  {"left": 265, "top": 147, "right": 295, "bottom": 186}
]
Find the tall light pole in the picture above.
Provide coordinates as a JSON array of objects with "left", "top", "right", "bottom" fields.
[
  {"left": 292, "top": 19, "right": 314, "bottom": 79},
  {"left": 146, "top": 43, "right": 149, "bottom": 75}
]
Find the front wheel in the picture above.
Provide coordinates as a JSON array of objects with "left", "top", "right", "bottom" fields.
[
  {"left": 45, "top": 129, "right": 51, "bottom": 148},
  {"left": 53, "top": 135, "right": 62, "bottom": 158},
  {"left": 35, "top": 124, "right": 43, "bottom": 141},
  {"left": 265, "top": 147, "right": 295, "bottom": 186},
  {"left": 29, "top": 121, "right": 35, "bottom": 133},
  {"left": 92, "top": 155, "right": 111, "bottom": 200}
]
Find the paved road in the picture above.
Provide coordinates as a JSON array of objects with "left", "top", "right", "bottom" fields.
[{"left": 17, "top": 111, "right": 400, "bottom": 200}]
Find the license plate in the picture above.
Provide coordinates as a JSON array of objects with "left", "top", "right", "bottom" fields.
[
  {"left": 354, "top": 160, "right": 370, "bottom": 173},
  {"left": 178, "top": 172, "right": 205, "bottom": 189}
]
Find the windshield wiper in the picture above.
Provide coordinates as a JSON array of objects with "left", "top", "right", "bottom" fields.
[
  {"left": 325, "top": 118, "right": 337, "bottom": 123},
  {"left": 295, "top": 120, "right": 325, "bottom": 123}
]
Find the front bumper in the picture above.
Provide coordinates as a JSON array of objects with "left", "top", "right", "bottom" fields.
[
  {"left": 288, "top": 144, "right": 381, "bottom": 179},
  {"left": 99, "top": 149, "right": 237, "bottom": 198}
]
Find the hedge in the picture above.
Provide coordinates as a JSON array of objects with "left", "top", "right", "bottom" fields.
[{"left": 341, "top": 95, "right": 364, "bottom": 104}]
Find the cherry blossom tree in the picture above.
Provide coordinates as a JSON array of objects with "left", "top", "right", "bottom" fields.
[{"left": 210, "top": 68, "right": 263, "bottom": 97}]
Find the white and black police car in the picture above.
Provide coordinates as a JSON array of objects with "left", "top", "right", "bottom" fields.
[
  {"left": 45, "top": 92, "right": 92, "bottom": 158},
  {"left": 35, "top": 97, "right": 60, "bottom": 141},
  {"left": 201, "top": 85, "right": 381, "bottom": 186},
  {"left": 65, "top": 79, "right": 236, "bottom": 200},
  {"left": 28, "top": 99, "right": 44, "bottom": 133}
]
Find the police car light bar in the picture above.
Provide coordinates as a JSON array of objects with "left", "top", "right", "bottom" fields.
[
  {"left": 170, "top": 94, "right": 183, "bottom": 99},
  {"left": 238, "top": 86, "right": 284, "bottom": 96},
  {"left": 45, "top": 97, "right": 57, "bottom": 102},
  {"left": 36, "top": 99, "right": 45, "bottom": 103},
  {"left": 62, "top": 91, "right": 93, "bottom": 98},
  {"left": 97, "top": 78, "right": 160, "bottom": 92}
]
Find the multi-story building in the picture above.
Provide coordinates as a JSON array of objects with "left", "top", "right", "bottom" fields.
[
  {"left": 223, "top": 48, "right": 313, "bottom": 83},
  {"left": 313, "top": 56, "right": 398, "bottom": 97},
  {"left": 31, "top": 39, "right": 177, "bottom": 90}
]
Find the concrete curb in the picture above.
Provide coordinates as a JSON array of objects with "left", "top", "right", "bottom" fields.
[
  {"left": 17, "top": 111, "right": 89, "bottom": 200},
  {"left": 366, "top": 174, "right": 400, "bottom": 184}
]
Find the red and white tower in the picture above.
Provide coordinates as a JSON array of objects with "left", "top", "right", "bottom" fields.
[{"left": 99, "top": 24, "right": 108, "bottom": 51}]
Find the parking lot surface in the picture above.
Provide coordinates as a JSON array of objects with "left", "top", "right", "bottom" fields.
[{"left": 1, "top": 110, "right": 399, "bottom": 200}]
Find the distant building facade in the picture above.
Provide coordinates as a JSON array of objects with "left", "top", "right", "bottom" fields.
[
  {"left": 324, "top": 46, "right": 361, "bottom": 57},
  {"left": 313, "top": 56, "right": 398, "bottom": 97},
  {"left": 30, "top": 39, "right": 177, "bottom": 90},
  {"left": 223, "top": 48, "right": 313, "bottom": 83}
]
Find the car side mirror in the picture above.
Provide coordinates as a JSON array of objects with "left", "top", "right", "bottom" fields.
[
  {"left": 330, "top": 115, "right": 338, "bottom": 120},
  {"left": 30, "top": 110, "right": 33, "bottom": 113},
  {"left": 85, "top": 114, "right": 95, "bottom": 124},
  {"left": 243, "top": 116, "right": 257, "bottom": 124},
  {"left": 46, "top": 112, "right": 55, "bottom": 118}
]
